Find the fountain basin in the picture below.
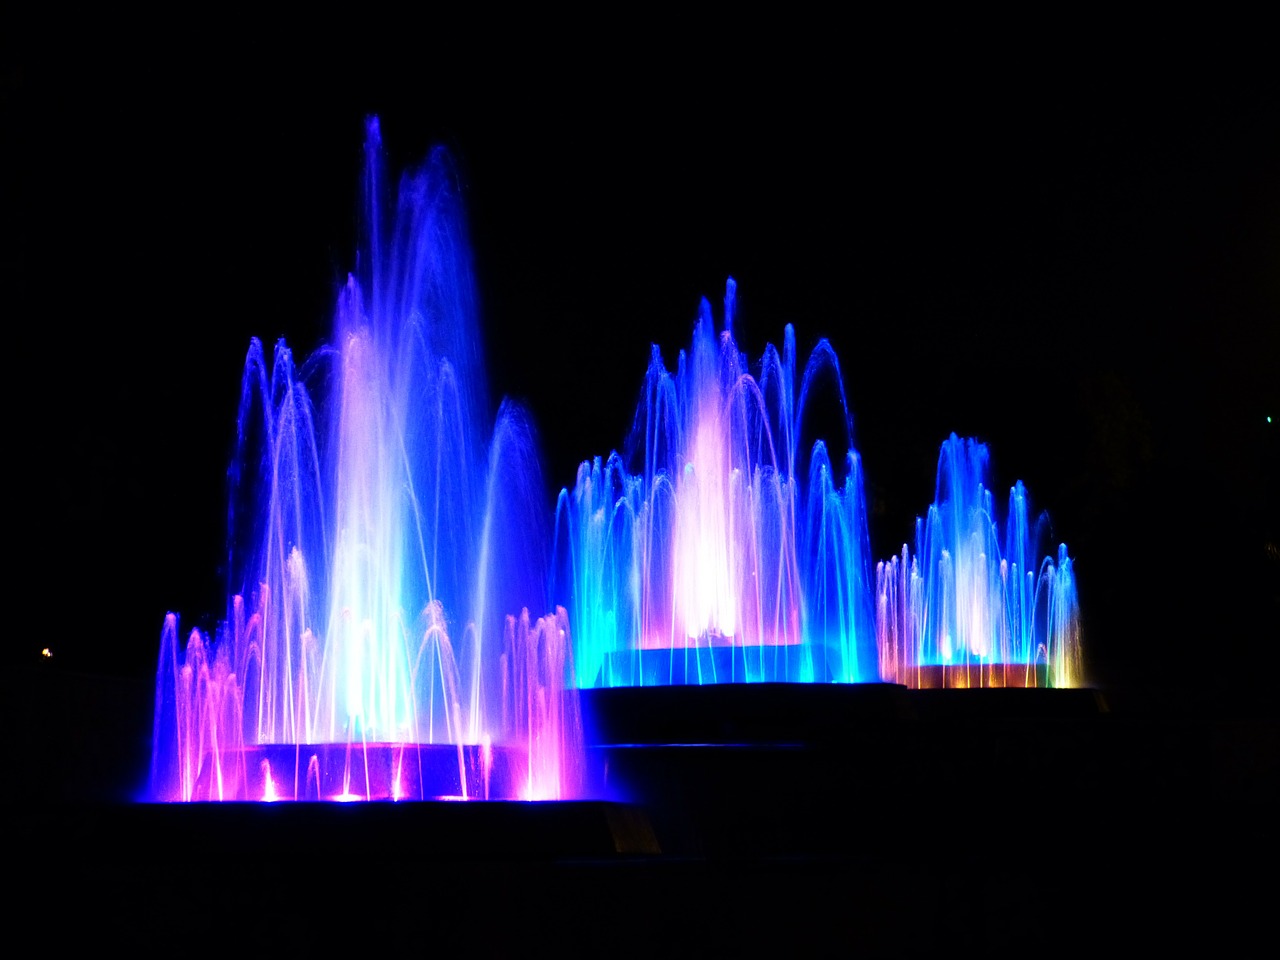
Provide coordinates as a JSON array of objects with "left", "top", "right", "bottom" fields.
[
  {"left": 581, "top": 681, "right": 912, "bottom": 746},
  {"left": 186, "top": 741, "right": 528, "bottom": 802},
  {"left": 902, "top": 661, "right": 1051, "bottom": 689},
  {"left": 597, "top": 643, "right": 830, "bottom": 688}
]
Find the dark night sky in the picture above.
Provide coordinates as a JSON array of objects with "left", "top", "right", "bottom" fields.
[{"left": 6, "top": 20, "right": 1277, "bottom": 710}]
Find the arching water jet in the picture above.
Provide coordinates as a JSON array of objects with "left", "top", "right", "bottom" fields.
[
  {"left": 875, "top": 434, "right": 1082, "bottom": 688},
  {"left": 552, "top": 281, "right": 878, "bottom": 687},
  {"left": 149, "top": 119, "right": 583, "bottom": 802}
]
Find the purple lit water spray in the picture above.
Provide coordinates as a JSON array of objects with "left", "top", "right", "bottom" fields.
[{"left": 150, "top": 120, "right": 582, "bottom": 802}]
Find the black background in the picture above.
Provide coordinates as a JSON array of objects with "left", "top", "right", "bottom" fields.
[{"left": 6, "top": 16, "right": 1277, "bottom": 714}]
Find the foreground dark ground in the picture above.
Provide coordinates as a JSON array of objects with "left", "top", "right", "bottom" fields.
[{"left": 15, "top": 671, "right": 1277, "bottom": 954}]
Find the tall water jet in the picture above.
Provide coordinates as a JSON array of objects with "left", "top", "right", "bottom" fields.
[
  {"left": 551, "top": 281, "right": 877, "bottom": 687},
  {"left": 149, "top": 119, "right": 582, "bottom": 802},
  {"left": 875, "top": 434, "right": 1082, "bottom": 688}
]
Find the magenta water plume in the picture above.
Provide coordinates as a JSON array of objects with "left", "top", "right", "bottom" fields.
[
  {"left": 149, "top": 119, "right": 583, "bottom": 802},
  {"left": 875, "top": 434, "right": 1082, "bottom": 688},
  {"left": 551, "top": 281, "right": 879, "bottom": 687}
]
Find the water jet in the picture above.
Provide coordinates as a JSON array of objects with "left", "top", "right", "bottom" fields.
[
  {"left": 149, "top": 119, "right": 584, "bottom": 803},
  {"left": 552, "top": 281, "right": 878, "bottom": 688},
  {"left": 550, "top": 291, "right": 1080, "bottom": 693}
]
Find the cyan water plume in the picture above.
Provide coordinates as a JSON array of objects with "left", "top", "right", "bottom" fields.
[{"left": 551, "top": 281, "right": 878, "bottom": 687}]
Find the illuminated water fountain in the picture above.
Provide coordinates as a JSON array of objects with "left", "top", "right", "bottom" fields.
[
  {"left": 876, "top": 434, "right": 1082, "bottom": 688},
  {"left": 150, "top": 119, "right": 582, "bottom": 802},
  {"left": 551, "top": 289, "right": 1081, "bottom": 693},
  {"left": 552, "top": 281, "right": 877, "bottom": 688}
]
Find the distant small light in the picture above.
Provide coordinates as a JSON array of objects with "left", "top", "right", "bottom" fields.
[
  {"left": 1268, "top": 416, "right": 1273, "bottom": 424},
  {"left": 41, "top": 648, "right": 52, "bottom": 658}
]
